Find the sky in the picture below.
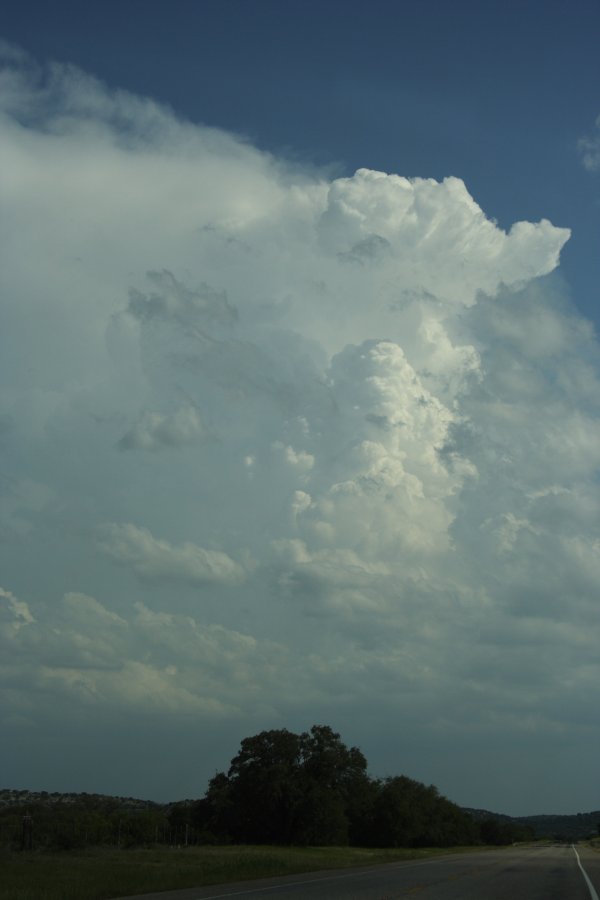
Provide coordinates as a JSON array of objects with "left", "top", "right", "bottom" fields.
[{"left": 1, "top": 0, "right": 599, "bottom": 818}]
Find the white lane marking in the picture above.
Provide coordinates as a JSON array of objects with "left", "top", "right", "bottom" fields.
[{"left": 572, "top": 845, "right": 600, "bottom": 900}]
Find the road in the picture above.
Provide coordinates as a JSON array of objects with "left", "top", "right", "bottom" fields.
[{"left": 113, "top": 844, "right": 600, "bottom": 900}]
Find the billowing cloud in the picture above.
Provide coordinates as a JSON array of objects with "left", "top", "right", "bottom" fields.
[{"left": 1, "top": 46, "right": 598, "bottom": 814}]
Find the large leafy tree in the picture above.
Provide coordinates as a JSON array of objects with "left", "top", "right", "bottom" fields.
[
  {"left": 296, "top": 725, "right": 370, "bottom": 845},
  {"left": 226, "top": 728, "right": 304, "bottom": 843},
  {"left": 203, "top": 725, "right": 370, "bottom": 845}
]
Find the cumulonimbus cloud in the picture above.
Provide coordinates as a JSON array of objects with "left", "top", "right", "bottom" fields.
[{"left": 1, "top": 45, "right": 599, "bottom": 812}]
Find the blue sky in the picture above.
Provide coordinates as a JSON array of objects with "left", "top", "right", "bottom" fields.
[{"left": 1, "top": 1, "right": 600, "bottom": 817}]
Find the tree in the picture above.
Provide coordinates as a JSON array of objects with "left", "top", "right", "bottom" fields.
[
  {"left": 203, "top": 725, "right": 371, "bottom": 845},
  {"left": 209, "top": 728, "right": 304, "bottom": 844},
  {"left": 367, "top": 776, "right": 477, "bottom": 848},
  {"left": 201, "top": 724, "right": 480, "bottom": 849},
  {"left": 297, "top": 725, "right": 370, "bottom": 845}
]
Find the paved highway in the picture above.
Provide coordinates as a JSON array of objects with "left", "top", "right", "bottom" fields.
[{"left": 113, "top": 844, "right": 600, "bottom": 900}]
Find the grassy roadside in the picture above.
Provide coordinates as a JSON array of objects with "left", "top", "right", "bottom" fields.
[{"left": 0, "top": 843, "right": 490, "bottom": 900}]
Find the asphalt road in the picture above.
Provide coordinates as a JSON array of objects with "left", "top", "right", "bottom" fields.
[{"left": 113, "top": 844, "right": 600, "bottom": 900}]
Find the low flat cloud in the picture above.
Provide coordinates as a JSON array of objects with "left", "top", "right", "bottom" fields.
[{"left": 0, "top": 46, "right": 598, "bottom": 814}]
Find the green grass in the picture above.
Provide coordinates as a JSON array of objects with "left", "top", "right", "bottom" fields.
[{"left": 0, "top": 843, "right": 484, "bottom": 900}]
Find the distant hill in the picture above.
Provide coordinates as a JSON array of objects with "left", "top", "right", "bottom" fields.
[
  {"left": 0, "top": 788, "right": 195, "bottom": 850},
  {"left": 0, "top": 788, "right": 162, "bottom": 811},
  {"left": 464, "top": 807, "right": 600, "bottom": 841},
  {"left": 520, "top": 812, "right": 600, "bottom": 840}
]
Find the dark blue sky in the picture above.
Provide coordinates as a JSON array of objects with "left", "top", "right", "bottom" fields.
[{"left": 3, "top": 0, "right": 600, "bottom": 321}]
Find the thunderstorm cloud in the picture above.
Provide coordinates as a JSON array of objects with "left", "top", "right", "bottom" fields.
[{"left": 1, "top": 47, "right": 599, "bottom": 813}]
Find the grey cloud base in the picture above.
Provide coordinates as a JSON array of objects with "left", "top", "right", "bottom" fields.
[{"left": 0, "top": 49, "right": 598, "bottom": 816}]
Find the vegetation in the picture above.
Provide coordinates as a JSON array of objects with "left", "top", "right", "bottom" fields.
[
  {"left": 1, "top": 725, "right": 539, "bottom": 855},
  {"left": 0, "top": 791, "right": 178, "bottom": 851},
  {"left": 6, "top": 725, "right": 600, "bottom": 900},
  {"left": 194, "top": 725, "right": 530, "bottom": 848},
  {"left": 0, "top": 843, "right": 492, "bottom": 900},
  {"left": 513, "top": 811, "right": 600, "bottom": 842}
]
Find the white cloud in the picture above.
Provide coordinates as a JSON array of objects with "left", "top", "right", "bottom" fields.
[
  {"left": 0, "top": 47, "right": 599, "bottom": 813},
  {"left": 97, "top": 523, "right": 247, "bottom": 585},
  {"left": 0, "top": 586, "right": 35, "bottom": 634},
  {"left": 318, "top": 170, "right": 568, "bottom": 307},
  {"left": 0, "top": 587, "right": 290, "bottom": 717}
]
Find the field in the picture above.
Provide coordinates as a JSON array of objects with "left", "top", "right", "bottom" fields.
[{"left": 0, "top": 843, "right": 474, "bottom": 900}]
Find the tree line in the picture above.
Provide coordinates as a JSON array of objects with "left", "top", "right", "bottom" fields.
[
  {"left": 1, "top": 725, "right": 535, "bottom": 850},
  {"left": 0, "top": 795, "right": 182, "bottom": 851}
]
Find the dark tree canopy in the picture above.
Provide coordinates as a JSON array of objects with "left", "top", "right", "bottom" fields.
[
  {"left": 196, "top": 724, "right": 491, "bottom": 848},
  {"left": 200, "top": 725, "right": 371, "bottom": 845}
]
